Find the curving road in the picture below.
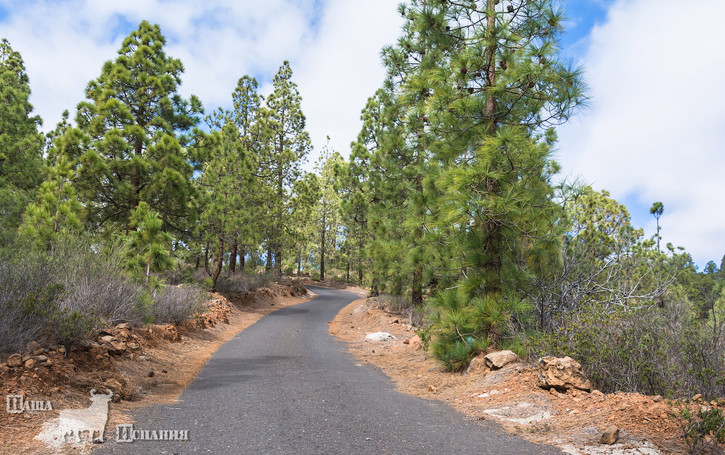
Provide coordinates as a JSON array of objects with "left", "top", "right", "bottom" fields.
[{"left": 94, "top": 286, "right": 560, "bottom": 454}]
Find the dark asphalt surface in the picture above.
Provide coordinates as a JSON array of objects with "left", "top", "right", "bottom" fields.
[{"left": 94, "top": 286, "right": 561, "bottom": 454}]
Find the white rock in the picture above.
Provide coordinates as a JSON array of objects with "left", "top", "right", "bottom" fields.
[{"left": 364, "top": 332, "right": 395, "bottom": 342}]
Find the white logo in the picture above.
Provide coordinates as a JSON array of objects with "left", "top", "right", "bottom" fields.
[
  {"left": 56, "top": 389, "right": 113, "bottom": 443},
  {"left": 116, "top": 424, "right": 190, "bottom": 443},
  {"left": 6, "top": 395, "right": 53, "bottom": 414}
]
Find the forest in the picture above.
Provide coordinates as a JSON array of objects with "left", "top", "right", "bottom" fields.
[{"left": 2, "top": 2, "right": 725, "bottom": 407}]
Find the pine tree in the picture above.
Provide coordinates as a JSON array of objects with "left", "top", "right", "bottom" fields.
[
  {"left": 261, "top": 61, "right": 312, "bottom": 273},
  {"left": 288, "top": 172, "right": 320, "bottom": 277},
  {"left": 195, "top": 124, "right": 251, "bottom": 290},
  {"left": 0, "top": 39, "right": 44, "bottom": 244},
  {"left": 20, "top": 112, "right": 85, "bottom": 249},
  {"left": 352, "top": 0, "right": 586, "bottom": 368},
  {"left": 314, "top": 139, "right": 344, "bottom": 281},
  {"left": 75, "top": 21, "right": 202, "bottom": 235},
  {"left": 228, "top": 75, "right": 268, "bottom": 272},
  {"left": 126, "top": 201, "right": 173, "bottom": 287}
]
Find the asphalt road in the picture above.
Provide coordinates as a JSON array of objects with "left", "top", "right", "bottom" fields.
[{"left": 94, "top": 286, "right": 561, "bottom": 454}]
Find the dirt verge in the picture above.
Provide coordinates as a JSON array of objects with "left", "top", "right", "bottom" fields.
[
  {"left": 330, "top": 297, "right": 695, "bottom": 455},
  {"left": 0, "top": 282, "right": 311, "bottom": 454}
]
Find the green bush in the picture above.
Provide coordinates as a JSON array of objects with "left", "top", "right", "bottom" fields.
[
  {"left": 426, "top": 288, "right": 527, "bottom": 372},
  {"left": 672, "top": 402, "right": 725, "bottom": 454}
]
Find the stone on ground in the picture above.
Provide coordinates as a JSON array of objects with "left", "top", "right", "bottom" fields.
[
  {"left": 365, "top": 332, "right": 395, "bottom": 342},
  {"left": 536, "top": 356, "right": 592, "bottom": 392},
  {"left": 484, "top": 350, "right": 520, "bottom": 370}
]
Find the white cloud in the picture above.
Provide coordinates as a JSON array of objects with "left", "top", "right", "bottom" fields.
[
  {"left": 556, "top": 0, "right": 725, "bottom": 265},
  {"left": 0, "top": 0, "right": 401, "bottom": 164}
]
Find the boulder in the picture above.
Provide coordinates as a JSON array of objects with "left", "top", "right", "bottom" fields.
[
  {"left": 364, "top": 332, "right": 395, "bottom": 342},
  {"left": 484, "top": 350, "right": 520, "bottom": 370},
  {"left": 26, "top": 340, "right": 44, "bottom": 356},
  {"left": 536, "top": 356, "right": 592, "bottom": 392},
  {"left": 407, "top": 335, "right": 423, "bottom": 351},
  {"left": 104, "top": 378, "right": 134, "bottom": 401},
  {"left": 100, "top": 337, "right": 127, "bottom": 355},
  {"left": 116, "top": 322, "right": 132, "bottom": 330},
  {"left": 600, "top": 426, "right": 619, "bottom": 445},
  {"left": 7, "top": 353, "right": 22, "bottom": 368},
  {"left": 24, "top": 358, "right": 35, "bottom": 369}
]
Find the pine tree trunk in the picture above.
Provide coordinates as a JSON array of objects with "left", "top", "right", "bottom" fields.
[
  {"left": 320, "top": 208, "right": 326, "bottom": 281},
  {"left": 229, "top": 238, "right": 238, "bottom": 273},
  {"left": 411, "top": 267, "right": 423, "bottom": 306},
  {"left": 297, "top": 250, "right": 302, "bottom": 276},
  {"left": 481, "top": 0, "right": 501, "bottom": 294},
  {"left": 211, "top": 239, "right": 224, "bottom": 291},
  {"left": 265, "top": 247, "right": 273, "bottom": 272},
  {"left": 204, "top": 241, "right": 211, "bottom": 276},
  {"left": 239, "top": 247, "right": 246, "bottom": 271},
  {"left": 274, "top": 248, "right": 282, "bottom": 276}
]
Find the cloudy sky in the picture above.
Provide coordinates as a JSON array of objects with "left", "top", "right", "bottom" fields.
[{"left": 1, "top": 0, "right": 723, "bottom": 267}]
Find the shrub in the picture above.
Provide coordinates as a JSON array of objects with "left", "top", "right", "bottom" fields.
[
  {"left": 0, "top": 235, "right": 147, "bottom": 352},
  {"left": 672, "top": 402, "right": 725, "bottom": 454},
  {"left": 426, "top": 288, "right": 529, "bottom": 372},
  {"left": 213, "top": 271, "right": 273, "bottom": 295},
  {"left": 151, "top": 285, "right": 206, "bottom": 325},
  {"left": 531, "top": 300, "right": 725, "bottom": 399}
]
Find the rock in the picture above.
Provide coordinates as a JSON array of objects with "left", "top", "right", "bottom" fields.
[
  {"left": 104, "top": 377, "right": 134, "bottom": 401},
  {"left": 24, "top": 358, "right": 35, "bottom": 369},
  {"left": 427, "top": 385, "right": 438, "bottom": 393},
  {"left": 100, "top": 335, "right": 116, "bottom": 343},
  {"left": 536, "top": 356, "right": 592, "bottom": 392},
  {"left": 150, "top": 324, "right": 180, "bottom": 342},
  {"left": 693, "top": 394, "right": 702, "bottom": 401},
  {"left": 464, "top": 355, "right": 488, "bottom": 376},
  {"left": 408, "top": 334, "right": 423, "bottom": 351},
  {"left": 44, "top": 360, "right": 53, "bottom": 367},
  {"left": 58, "top": 347, "right": 66, "bottom": 355},
  {"left": 127, "top": 342, "right": 140, "bottom": 351},
  {"left": 365, "top": 332, "right": 395, "bottom": 342},
  {"left": 600, "top": 426, "right": 619, "bottom": 445},
  {"left": 7, "top": 353, "right": 22, "bottom": 368},
  {"left": 484, "top": 350, "right": 520, "bottom": 370},
  {"left": 25, "top": 341, "right": 42, "bottom": 355},
  {"left": 653, "top": 395, "right": 663, "bottom": 402},
  {"left": 34, "top": 355, "right": 48, "bottom": 362},
  {"left": 100, "top": 337, "right": 127, "bottom": 355},
  {"left": 116, "top": 322, "right": 131, "bottom": 330}
]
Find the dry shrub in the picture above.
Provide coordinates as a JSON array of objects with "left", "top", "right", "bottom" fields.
[
  {"left": 214, "top": 271, "right": 273, "bottom": 295},
  {"left": 152, "top": 285, "right": 206, "bottom": 325},
  {"left": 531, "top": 300, "right": 725, "bottom": 399}
]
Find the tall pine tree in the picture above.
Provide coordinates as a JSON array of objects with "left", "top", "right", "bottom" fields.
[
  {"left": 261, "top": 61, "right": 311, "bottom": 273},
  {"left": 75, "top": 21, "right": 202, "bottom": 235},
  {"left": 0, "top": 39, "right": 44, "bottom": 244}
]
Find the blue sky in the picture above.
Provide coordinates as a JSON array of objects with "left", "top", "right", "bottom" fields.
[{"left": 1, "top": 0, "right": 724, "bottom": 267}]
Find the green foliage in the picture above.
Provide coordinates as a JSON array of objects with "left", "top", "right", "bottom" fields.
[
  {"left": 261, "top": 61, "right": 312, "bottom": 273},
  {"left": 20, "top": 112, "right": 85, "bottom": 249},
  {"left": 125, "top": 202, "right": 173, "bottom": 287},
  {"left": 672, "top": 403, "right": 725, "bottom": 454},
  {"left": 0, "top": 39, "right": 44, "bottom": 244},
  {"left": 75, "top": 21, "right": 202, "bottom": 234}
]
